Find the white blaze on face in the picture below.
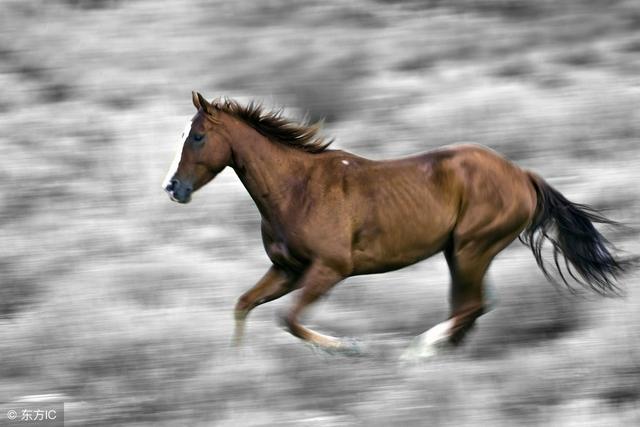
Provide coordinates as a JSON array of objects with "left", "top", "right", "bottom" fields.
[{"left": 162, "top": 119, "right": 193, "bottom": 189}]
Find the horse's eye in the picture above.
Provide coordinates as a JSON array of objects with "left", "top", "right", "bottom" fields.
[{"left": 193, "top": 133, "right": 204, "bottom": 142}]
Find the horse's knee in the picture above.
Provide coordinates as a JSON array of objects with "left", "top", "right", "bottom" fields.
[{"left": 234, "top": 295, "right": 254, "bottom": 320}]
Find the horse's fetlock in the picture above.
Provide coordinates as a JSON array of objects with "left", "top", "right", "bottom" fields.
[{"left": 277, "top": 311, "right": 293, "bottom": 331}]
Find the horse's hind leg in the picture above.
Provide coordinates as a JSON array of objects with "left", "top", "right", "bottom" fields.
[
  {"left": 401, "top": 245, "right": 492, "bottom": 360},
  {"left": 445, "top": 244, "right": 495, "bottom": 345},
  {"left": 401, "top": 228, "right": 525, "bottom": 360},
  {"left": 444, "top": 206, "right": 533, "bottom": 346}
]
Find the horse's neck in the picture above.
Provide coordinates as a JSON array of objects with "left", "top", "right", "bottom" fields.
[{"left": 228, "top": 121, "right": 309, "bottom": 221}]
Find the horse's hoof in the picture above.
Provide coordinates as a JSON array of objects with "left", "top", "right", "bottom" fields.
[
  {"left": 304, "top": 337, "right": 368, "bottom": 357},
  {"left": 336, "top": 337, "right": 368, "bottom": 357},
  {"left": 399, "top": 336, "right": 450, "bottom": 362}
]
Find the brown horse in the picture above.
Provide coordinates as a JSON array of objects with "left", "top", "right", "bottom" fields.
[{"left": 163, "top": 92, "right": 628, "bottom": 358}]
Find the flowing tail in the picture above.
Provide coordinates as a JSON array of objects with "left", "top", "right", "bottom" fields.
[{"left": 521, "top": 172, "right": 632, "bottom": 296}]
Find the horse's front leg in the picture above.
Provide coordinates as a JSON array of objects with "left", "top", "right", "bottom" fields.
[
  {"left": 280, "top": 262, "right": 361, "bottom": 354},
  {"left": 234, "top": 265, "right": 298, "bottom": 345}
]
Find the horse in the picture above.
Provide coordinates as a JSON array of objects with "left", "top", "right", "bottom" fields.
[{"left": 163, "top": 91, "right": 629, "bottom": 358}]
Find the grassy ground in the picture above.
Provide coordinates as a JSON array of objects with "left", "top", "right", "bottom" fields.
[{"left": 0, "top": 0, "right": 639, "bottom": 425}]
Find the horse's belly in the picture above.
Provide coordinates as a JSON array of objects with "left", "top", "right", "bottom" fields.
[{"left": 351, "top": 226, "right": 450, "bottom": 275}]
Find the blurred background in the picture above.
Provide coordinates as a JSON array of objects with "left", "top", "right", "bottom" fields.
[{"left": 1, "top": 0, "right": 639, "bottom": 425}]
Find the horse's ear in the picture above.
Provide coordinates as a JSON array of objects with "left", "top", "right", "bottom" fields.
[
  {"left": 195, "top": 92, "right": 213, "bottom": 115},
  {"left": 192, "top": 90, "right": 201, "bottom": 110},
  {"left": 192, "top": 91, "right": 214, "bottom": 114}
]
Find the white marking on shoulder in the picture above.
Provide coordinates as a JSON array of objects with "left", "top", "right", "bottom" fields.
[
  {"left": 341, "top": 159, "right": 349, "bottom": 165},
  {"left": 162, "top": 119, "right": 192, "bottom": 189}
]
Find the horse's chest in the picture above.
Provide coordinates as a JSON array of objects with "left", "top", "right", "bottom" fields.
[
  {"left": 265, "top": 241, "right": 306, "bottom": 272},
  {"left": 262, "top": 219, "right": 307, "bottom": 271}
]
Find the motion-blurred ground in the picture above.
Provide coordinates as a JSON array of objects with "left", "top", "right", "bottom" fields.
[{"left": 1, "top": 0, "right": 639, "bottom": 425}]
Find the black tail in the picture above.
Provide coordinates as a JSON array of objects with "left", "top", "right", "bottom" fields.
[{"left": 521, "top": 172, "right": 631, "bottom": 296}]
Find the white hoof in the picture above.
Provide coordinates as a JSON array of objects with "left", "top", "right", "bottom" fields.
[
  {"left": 337, "top": 337, "right": 368, "bottom": 357},
  {"left": 399, "top": 319, "right": 454, "bottom": 361},
  {"left": 305, "top": 337, "right": 368, "bottom": 357}
]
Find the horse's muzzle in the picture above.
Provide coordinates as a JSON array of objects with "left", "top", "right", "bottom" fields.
[{"left": 164, "top": 179, "right": 192, "bottom": 204}]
